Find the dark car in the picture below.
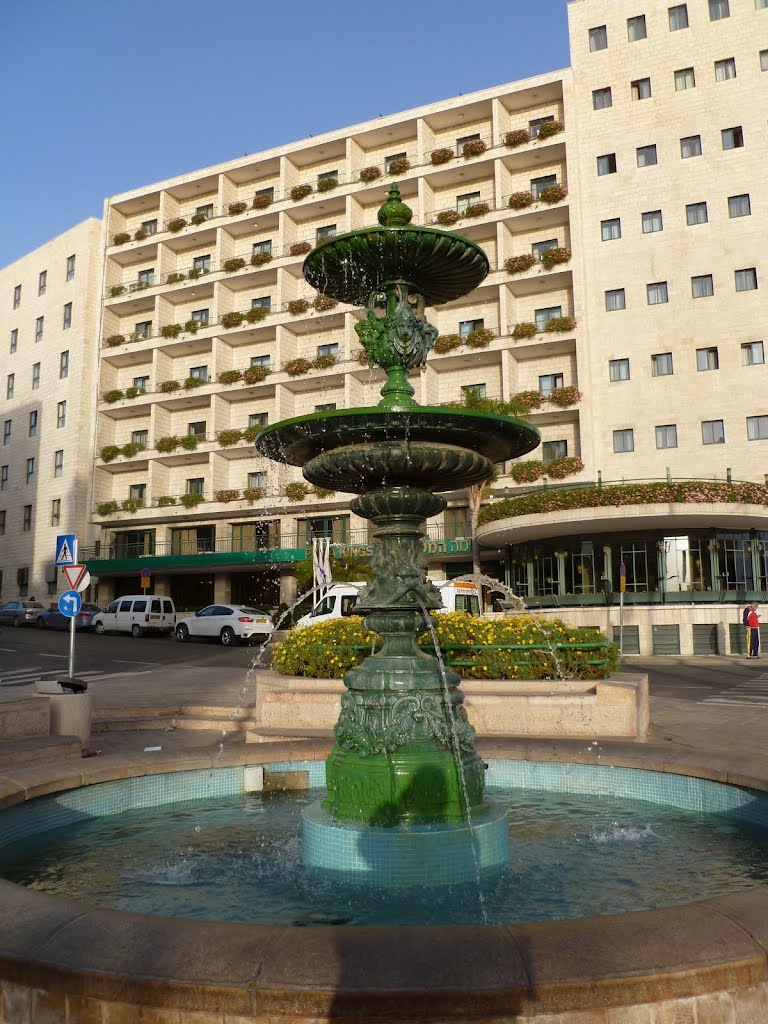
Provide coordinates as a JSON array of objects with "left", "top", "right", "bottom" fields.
[
  {"left": 0, "top": 600, "right": 45, "bottom": 627},
  {"left": 37, "top": 602, "right": 102, "bottom": 631}
]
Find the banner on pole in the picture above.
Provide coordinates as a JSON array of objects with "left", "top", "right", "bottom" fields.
[{"left": 312, "top": 536, "right": 332, "bottom": 596}]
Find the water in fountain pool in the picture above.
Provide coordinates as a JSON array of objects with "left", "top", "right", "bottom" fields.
[{"left": 2, "top": 786, "right": 767, "bottom": 926}]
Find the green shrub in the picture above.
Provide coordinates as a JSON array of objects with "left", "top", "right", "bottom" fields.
[
  {"left": 183, "top": 319, "right": 200, "bottom": 334},
  {"left": 544, "top": 316, "right": 577, "bottom": 333},
  {"left": 105, "top": 334, "right": 125, "bottom": 347},
  {"left": 465, "top": 327, "right": 494, "bottom": 349},
  {"left": 512, "top": 321, "right": 537, "bottom": 339},
  {"left": 434, "top": 334, "right": 461, "bottom": 354},
  {"left": 313, "top": 486, "right": 336, "bottom": 498},
  {"left": 100, "top": 445, "right": 121, "bottom": 463},
  {"left": 124, "top": 386, "right": 140, "bottom": 399},
  {"left": 120, "top": 442, "right": 145, "bottom": 458},
  {"left": 317, "top": 176, "right": 338, "bottom": 193},
  {"left": 157, "top": 495, "right": 177, "bottom": 507},
  {"left": 244, "top": 305, "right": 268, "bottom": 323},
  {"left": 133, "top": 228, "right": 148, "bottom": 241},
  {"left": 159, "top": 380, "right": 180, "bottom": 393},
  {"left": 160, "top": 323, "right": 182, "bottom": 339},
  {"left": 221, "top": 311, "right": 245, "bottom": 329},
  {"left": 464, "top": 201, "right": 490, "bottom": 218},
  {"left": 436, "top": 210, "right": 461, "bottom": 226},
  {"left": 120, "top": 498, "right": 144, "bottom": 513},
  {"left": 250, "top": 252, "right": 273, "bottom": 267},
  {"left": 312, "top": 354, "right": 337, "bottom": 369},
  {"left": 536, "top": 120, "right": 564, "bottom": 140},
  {"left": 287, "top": 298, "right": 310, "bottom": 315},
  {"left": 179, "top": 433, "right": 200, "bottom": 450},
  {"left": 180, "top": 492, "right": 204, "bottom": 509},
  {"left": 183, "top": 375, "right": 206, "bottom": 390},
  {"left": 190, "top": 212, "right": 208, "bottom": 225},
  {"left": 284, "top": 358, "right": 312, "bottom": 377},
  {"left": 167, "top": 272, "right": 186, "bottom": 284},
  {"left": 504, "top": 129, "right": 530, "bottom": 148},
  {"left": 156, "top": 436, "right": 179, "bottom": 453},
  {"left": 188, "top": 267, "right": 206, "bottom": 280},
  {"left": 109, "top": 285, "right": 125, "bottom": 297},
  {"left": 273, "top": 617, "right": 381, "bottom": 678},
  {"left": 285, "top": 481, "right": 309, "bottom": 500},
  {"left": 243, "top": 365, "right": 270, "bottom": 384},
  {"left": 505, "top": 254, "right": 536, "bottom": 275},
  {"left": 243, "top": 425, "right": 260, "bottom": 442},
  {"left": 223, "top": 257, "right": 246, "bottom": 273},
  {"left": 95, "top": 501, "right": 119, "bottom": 516},
  {"left": 214, "top": 489, "right": 240, "bottom": 502},
  {"left": 289, "top": 242, "right": 312, "bottom": 257},
  {"left": 252, "top": 193, "right": 273, "bottom": 210},
  {"left": 540, "top": 246, "right": 571, "bottom": 271},
  {"left": 217, "top": 429, "right": 243, "bottom": 446},
  {"left": 102, "top": 389, "right": 124, "bottom": 404},
  {"left": 217, "top": 369, "right": 243, "bottom": 385},
  {"left": 243, "top": 486, "right": 264, "bottom": 501},
  {"left": 113, "top": 232, "right": 130, "bottom": 245},
  {"left": 167, "top": 217, "right": 187, "bottom": 233}
]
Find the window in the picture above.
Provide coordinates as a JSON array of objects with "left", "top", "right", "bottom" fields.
[
  {"left": 315, "top": 402, "right": 337, "bottom": 413},
  {"left": 722, "top": 126, "right": 744, "bottom": 150},
  {"left": 385, "top": 152, "right": 407, "bottom": 173},
  {"left": 647, "top": 282, "right": 668, "bottom": 305},
  {"left": 539, "top": 373, "right": 564, "bottom": 397},
  {"left": 636, "top": 144, "right": 657, "bottom": 167},
  {"left": 631, "top": 78, "right": 652, "bottom": 100},
  {"left": 652, "top": 352, "right": 674, "bottom": 376},
  {"left": 251, "top": 296, "right": 270, "bottom": 310},
  {"left": 686, "top": 202, "right": 708, "bottom": 225},
  {"left": 681, "top": 135, "right": 702, "bottom": 158},
  {"left": 601, "top": 218, "right": 621, "bottom": 240},
  {"left": 457, "top": 191, "right": 481, "bottom": 214},
  {"left": 316, "top": 224, "right": 336, "bottom": 241},
  {"left": 191, "top": 308, "right": 209, "bottom": 325},
  {"left": 13, "top": 285, "right": 21, "bottom": 309},
  {"left": 596, "top": 153, "right": 617, "bottom": 175},
  {"left": 742, "top": 341, "right": 764, "bottom": 365},
  {"left": 2, "top": 420, "right": 10, "bottom": 445},
  {"left": 757, "top": 0, "right": 768, "bottom": 8},
  {"left": 26, "top": 457, "right": 35, "bottom": 483},
  {"left": 192, "top": 254, "right": 211, "bottom": 274},
  {"left": 35, "top": 316, "right": 44, "bottom": 342},
  {"left": 528, "top": 116, "right": 555, "bottom": 138},
  {"left": 542, "top": 440, "right": 568, "bottom": 462},
  {"left": 62, "top": 302, "right": 72, "bottom": 329},
  {"left": 674, "top": 67, "right": 696, "bottom": 90},
  {"left": 728, "top": 194, "right": 751, "bottom": 218},
  {"left": 592, "top": 87, "right": 612, "bottom": 110},
  {"left": 131, "top": 430, "right": 148, "bottom": 447},
  {"left": 31, "top": 363, "right": 40, "bottom": 389},
  {"left": 531, "top": 239, "right": 558, "bottom": 260},
  {"left": 459, "top": 319, "right": 484, "bottom": 337},
  {"left": 59, "top": 351, "right": 69, "bottom": 379},
  {"left": 761, "top": 50, "right": 768, "bottom": 71},
  {"left": 0, "top": 466, "right": 6, "bottom": 491},
  {"left": 187, "top": 420, "right": 206, "bottom": 436},
  {"left": 589, "top": 25, "right": 608, "bottom": 50},
  {"left": 697, "top": 347, "right": 719, "bottom": 370},
  {"left": 53, "top": 450, "right": 63, "bottom": 477},
  {"left": 735, "top": 268, "right": 758, "bottom": 292},
  {"left": 253, "top": 187, "right": 274, "bottom": 205},
  {"left": 10, "top": 329, "right": 17, "bottom": 353},
  {"left": 249, "top": 412, "right": 269, "bottom": 428},
  {"left": 534, "top": 307, "right": 562, "bottom": 331},
  {"left": 136, "top": 269, "right": 154, "bottom": 290},
  {"left": 669, "top": 4, "right": 689, "bottom": 30},
  {"left": 609, "top": 358, "right": 630, "bottom": 381},
  {"left": 51, "top": 499, "right": 61, "bottom": 527},
  {"left": 613, "top": 429, "right": 635, "bottom": 453},
  {"left": 692, "top": 275, "right": 714, "bottom": 298},
  {"left": 38, "top": 270, "right": 47, "bottom": 296},
  {"left": 0, "top": 511, "right": 4, "bottom": 535},
  {"left": 530, "top": 174, "right": 557, "bottom": 199},
  {"left": 250, "top": 354, "right": 271, "bottom": 368},
  {"left": 317, "top": 342, "right": 339, "bottom": 358},
  {"left": 247, "top": 471, "right": 267, "bottom": 489},
  {"left": 715, "top": 57, "right": 737, "bottom": 81},
  {"left": 189, "top": 366, "right": 208, "bottom": 383},
  {"left": 253, "top": 239, "right": 272, "bottom": 256},
  {"left": 17, "top": 567, "right": 29, "bottom": 597},
  {"left": 128, "top": 484, "right": 145, "bottom": 502},
  {"left": 642, "top": 210, "right": 663, "bottom": 233},
  {"left": 656, "top": 425, "right": 678, "bottom": 449},
  {"left": 627, "top": 14, "right": 647, "bottom": 40},
  {"left": 22, "top": 506, "right": 32, "bottom": 532},
  {"left": 702, "top": 419, "right": 725, "bottom": 444},
  {"left": 747, "top": 416, "right": 768, "bottom": 440},
  {"left": 709, "top": 0, "right": 730, "bottom": 19},
  {"left": 317, "top": 169, "right": 339, "bottom": 185},
  {"left": 140, "top": 220, "right": 157, "bottom": 236},
  {"left": 186, "top": 478, "right": 204, "bottom": 496},
  {"left": 195, "top": 203, "right": 213, "bottom": 220},
  {"left": 66, "top": 254, "right": 76, "bottom": 280},
  {"left": 605, "top": 288, "right": 626, "bottom": 311},
  {"left": 134, "top": 320, "right": 152, "bottom": 339},
  {"left": 133, "top": 375, "right": 149, "bottom": 391},
  {"left": 28, "top": 411, "right": 37, "bottom": 437},
  {"left": 6, "top": 374, "right": 14, "bottom": 399},
  {"left": 56, "top": 401, "right": 66, "bottom": 428},
  {"left": 462, "top": 384, "right": 487, "bottom": 399}
]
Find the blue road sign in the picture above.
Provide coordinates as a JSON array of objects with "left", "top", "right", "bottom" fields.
[
  {"left": 58, "top": 590, "right": 82, "bottom": 617},
  {"left": 55, "top": 534, "right": 78, "bottom": 566}
]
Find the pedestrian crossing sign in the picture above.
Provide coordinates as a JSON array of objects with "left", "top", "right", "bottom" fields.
[{"left": 55, "top": 534, "right": 78, "bottom": 566}]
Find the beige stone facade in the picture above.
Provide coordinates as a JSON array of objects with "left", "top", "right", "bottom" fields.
[{"left": 0, "top": 219, "right": 102, "bottom": 604}]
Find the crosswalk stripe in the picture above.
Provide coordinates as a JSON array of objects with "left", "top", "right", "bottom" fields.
[{"left": 0, "top": 667, "right": 151, "bottom": 687}]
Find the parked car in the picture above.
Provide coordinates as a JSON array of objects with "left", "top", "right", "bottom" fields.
[
  {"left": 37, "top": 602, "right": 102, "bottom": 631},
  {"left": 0, "top": 600, "right": 45, "bottom": 627},
  {"left": 93, "top": 595, "right": 176, "bottom": 637},
  {"left": 175, "top": 605, "right": 274, "bottom": 646}
]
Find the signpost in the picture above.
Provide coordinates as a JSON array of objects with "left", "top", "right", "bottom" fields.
[
  {"left": 54, "top": 535, "right": 85, "bottom": 684},
  {"left": 58, "top": 589, "right": 82, "bottom": 681},
  {"left": 619, "top": 561, "right": 627, "bottom": 655},
  {"left": 140, "top": 568, "right": 151, "bottom": 590},
  {"left": 55, "top": 534, "right": 78, "bottom": 567}
]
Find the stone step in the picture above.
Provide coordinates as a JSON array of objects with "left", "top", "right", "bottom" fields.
[{"left": 0, "top": 735, "right": 82, "bottom": 770}]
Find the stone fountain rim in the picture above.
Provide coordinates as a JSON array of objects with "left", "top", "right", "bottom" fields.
[{"left": 1, "top": 738, "right": 767, "bottom": 1019}]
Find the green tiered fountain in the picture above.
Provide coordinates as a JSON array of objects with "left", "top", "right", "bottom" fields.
[{"left": 257, "top": 186, "right": 540, "bottom": 885}]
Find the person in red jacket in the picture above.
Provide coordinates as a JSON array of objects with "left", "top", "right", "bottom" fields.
[{"left": 747, "top": 603, "right": 760, "bottom": 658}]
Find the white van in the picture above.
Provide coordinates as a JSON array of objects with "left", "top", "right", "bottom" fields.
[
  {"left": 93, "top": 595, "right": 176, "bottom": 637},
  {"left": 295, "top": 579, "right": 481, "bottom": 627}
]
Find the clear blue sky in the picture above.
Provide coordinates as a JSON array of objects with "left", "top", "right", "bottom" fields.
[{"left": 0, "top": 0, "right": 571, "bottom": 268}]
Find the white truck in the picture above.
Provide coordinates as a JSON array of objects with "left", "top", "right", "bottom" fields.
[{"left": 295, "top": 579, "right": 481, "bottom": 627}]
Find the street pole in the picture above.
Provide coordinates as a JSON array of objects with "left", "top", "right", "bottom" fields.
[
  {"left": 68, "top": 613, "right": 76, "bottom": 680},
  {"left": 619, "top": 561, "right": 627, "bottom": 655}
]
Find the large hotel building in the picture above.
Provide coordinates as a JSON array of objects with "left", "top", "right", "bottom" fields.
[{"left": 2, "top": 0, "right": 767, "bottom": 654}]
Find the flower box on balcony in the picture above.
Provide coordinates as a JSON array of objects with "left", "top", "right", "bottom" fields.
[
  {"left": 166, "top": 217, "right": 187, "bottom": 233},
  {"left": 462, "top": 140, "right": 487, "bottom": 158},
  {"left": 180, "top": 493, "right": 203, "bottom": 509},
  {"left": 243, "top": 365, "right": 270, "bottom": 384},
  {"left": 184, "top": 319, "right": 200, "bottom": 334},
  {"left": 539, "top": 184, "right": 568, "bottom": 205},
  {"left": 156, "top": 435, "right": 179, "bottom": 453},
  {"left": 183, "top": 376, "right": 206, "bottom": 390},
  {"left": 105, "top": 334, "right": 125, "bottom": 348},
  {"left": 121, "top": 442, "right": 145, "bottom": 458},
  {"left": 217, "top": 369, "right": 243, "bottom": 385},
  {"left": 228, "top": 201, "right": 248, "bottom": 216},
  {"left": 512, "top": 390, "right": 543, "bottom": 411},
  {"left": 221, "top": 311, "right": 245, "bottom": 329},
  {"left": 387, "top": 157, "right": 410, "bottom": 175},
  {"left": 160, "top": 324, "right": 182, "bottom": 339},
  {"left": 436, "top": 210, "right": 461, "bottom": 226},
  {"left": 222, "top": 257, "right": 246, "bottom": 273},
  {"left": 511, "top": 460, "right": 546, "bottom": 484},
  {"left": 430, "top": 147, "right": 454, "bottom": 165},
  {"left": 540, "top": 247, "right": 572, "bottom": 271},
  {"left": 109, "top": 285, "right": 125, "bottom": 297},
  {"left": 548, "top": 385, "right": 582, "bottom": 408},
  {"left": 536, "top": 120, "right": 564, "bottom": 140},
  {"left": 289, "top": 242, "right": 312, "bottom": 258},
  {"left": 243, "top": 426, "right": 260, "bottom": 442},
  {"left": 190, "top": 212, "right": 208, "bottom": 226},
  {"left": 512, "top": 322, "right": 537, "bottom": 340},
  {"left": 317, "top": 177, "right": 338, "bottom": 193},
  {"left": 313, "top": 487, "right": 336, "bottom": 498},
  {"left": 102, "top": 389, "right": 124, "bottom": 404},
  {"left": 217, "top": 429, "right": 243, "bottom": 447},
  {"left": 243, "top": 487, "right": 264, "bottom": 502},
  {"left": 504, "top": 129, "right": 530, "bottom": 149},
  {"left": 504, "top": 255, "right": 536, "bottom": 275},
  {"left": 360, "top": 166, "right": 381, "bottom": 183},
  {"left": 96, "top": 501, "right": 119, "bottom": 517},
  {"left": 251, "top": 252, "right": 273, "bottom": 267},
  {"left": 167, "top": 272, "right": 186, "bottom": 284},
  {"left": 284, "top": 358, "right": 313, "bottom": 377},
  {"left": 465, "top": 327, "right": 494, "bottom": 349},
  {"left": 313, "top": 295, "right": 338, "bottom": 312},
  {"left": 290, "top": 184, "right": 313, "bottom": 202},
  {"left": 285, "top": 482, "right": 309, "bottom": 501},
  {"left": 113, "top": 232, "right": 130, "bottom": 246},
  {"left": 463, "top": 202, "right": 490, "bottom": 218},
  {"left": 287, "top": 298, "right": 310, "bottom": 315},
  {"left": 244, "top": 305, "right": 268, "bottom": 324},
  {"left": 434, "top": 334, "right": 461, "bottom": 354},
  {"left": 544, "top": 316, "right": 577, "bottom": 334},
  {"left": 120, "top": 498, "right": 144, "bottom": 513},
  {"left": 157, "top": 496, "right": 177, "bottom": 507},
  {"left": 124, "top": 386, "right": 143, "bottom": 399},
  {"left": 188, "top": 267, "right": 207, "bottom": 280},
  {"left": 100, "top": 446, "right": 121, "bottom": 463},
  {"left": 252, "top": 194, "right": 273, "bottom": 210},
  {"left": 133, "top": 228, "right": 148, "bottom": 241},
  {"left": 546, "top": 456, "right": 584, "bottom": 479},
  {"left": 312, "top": 354, "right": 337, "bottom": 369},
  {"left": 215, "top": 489, "right": 241, "bottom": 503},
  {"left": 179, "top": 434, "right": 199, "bottom": 451},
  {"left": 159, "top": 380, "right": 181, "bottom": 393},
  {"left": 508, "top": 192, "right": 534, "bottom": 210}
]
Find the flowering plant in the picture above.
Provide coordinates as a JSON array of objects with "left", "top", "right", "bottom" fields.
[
  {"left": 436, "top": 210, "right": 461, "bottom": 226},
  {"left": 317, "top": 176, "right": 338, "bottom": 193},
  {"left": 159, "top": 380, "right": 180, "bottom": 393},
  {"left": 434, "top": 334, "right": 461, "bottom": 354},
  {"left": 217, "top": 429, "right": 243, "bottom": 447},
  {"left": 166, "top": 217, "right": 186, "bottom": 233},
  {"left": 313, "top": 295, "right": 338, "bottom": 312},
  {"left": 546, "top": 456, "right": 584, "bottom": 479},
  {"left": 360, "top": 166, "right": 381, "bottom": 182},
  {"left": 539, "top": 184, "right": 568, "bottom": 205},
  {"left": 250, "top": 252, "right": 273, "bottom": 267},
  {"left": 285, "top": 481, "right": 310, "bottom": 501},
  {"left": 387, "top": 157, "right": 410, "bottom": 175},
  {"left": 222, "top": 257, "right": 246, "bottom": 273},
  {"left": 228, "top": 201, "right": 247, "bottom": 216},
  {"left": 243, "top": 365, "right": 270, "bottom": 384},
  {"left": 312, "top": 354, "right": 337, "bottom": 369},
  {"left": 544, "top": 316, "right": 577, "bottom": 333},
  {"left": 511, "top": 390, "right": 542, "bottom": 411},
  {"left": 537, "top": 120, "right": 564, "bottom": 140},
  {"left": 284, "top": 358, "right": 312, "bottom": 377},
  {"left": 512, "top": 322, "right": 536, "bottom": 339},
  {"left": 430, "top": 147, "right": 454, "bottom": 165},
  {"left": 540, "top": 247, "right": 571, "bottom": 270},
  {"left": 287, "top": 298, "right": 310, "bottom": 315},
  {"left": 548, "top": 385, "right": 581, "bottom": 407},
  {"left": 252, "top": 193, "right": 273, "bottom": 210},
  {"left": 508, "top": 191, "right": 534, "bottom": 210},
  {"left": 464, "top": 327, "right": 494, "bottom": 349},
  {"left": 462, "top": 139, "right": 487, "bottom": 158},
  {"left": 464, "top": 202, "right": 490, "bottom": 218},
  {"left": 505, "top": 255, "right": 536, "bottom": 275},
  {"left": 511, "top": 459, "right": 546, "bottom": 483},
  {"left": 243, "top": 487, "right": 264, "bottom": 501},
  {"left": 214, "top": 489, "right": 240, "bottom": 503},
  {"left": 244, "top": 306, "right": 268, "bottom": 324},
  {"left": 289, "top": 242, "right": 312, "bottom": 257},
  {"left": 504, "top": 129, "right": 530, "bottom": 149},
  {"left": 290, "top": 184, "right": 313, "bottom": 202},
  {"left": 113, "top": 232, "right": 131, "bottom": 245},
  {"left": 221, "top": 311, "right": 244, "bottom": 329}
]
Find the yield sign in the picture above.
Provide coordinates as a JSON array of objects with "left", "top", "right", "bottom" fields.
[{"left": 62, "top": 564, "right": 87, "bottom": 590}]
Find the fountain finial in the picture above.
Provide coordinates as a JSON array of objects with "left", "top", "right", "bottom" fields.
[{"left": 377, "top": 183, "right": 412, "bottom": 227}]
